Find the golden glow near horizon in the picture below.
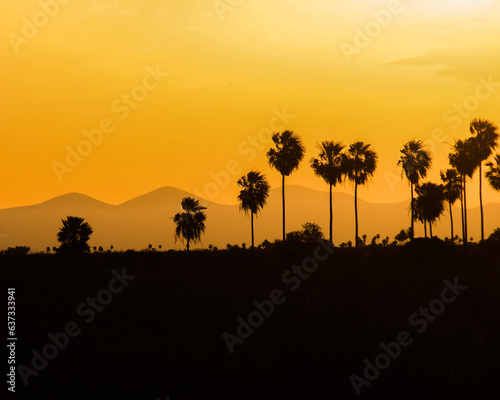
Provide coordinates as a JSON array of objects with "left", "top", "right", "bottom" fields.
[{"left": 1, "top": 0, "right": 500, "bottom": 210}]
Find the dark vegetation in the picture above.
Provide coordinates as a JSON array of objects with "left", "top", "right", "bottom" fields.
[{"left": 5, "top": 240, "right": 500, "bottom": 400}]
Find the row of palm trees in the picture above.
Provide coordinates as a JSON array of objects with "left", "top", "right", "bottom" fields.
[
  {"left": 174, "top": 131, "right": 378, "bottom": 249},
  {"left": 173, "top": 118, "right": 500, "bottom": 250},
  {"left": 398, "top": 118, "right": 500, "bottom": 246}
]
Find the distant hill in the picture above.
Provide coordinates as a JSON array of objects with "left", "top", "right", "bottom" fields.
[{"left": 0, "top": 185, "right": 499, "bottom": 252}]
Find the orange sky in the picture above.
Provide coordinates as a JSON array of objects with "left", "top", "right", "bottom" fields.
[{"left": 2, "top": 0, "right": 500, "bottom": 210}]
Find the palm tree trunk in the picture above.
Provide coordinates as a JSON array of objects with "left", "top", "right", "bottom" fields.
[
  {"left": 282, "top": 175, "right": 286, "bottom": 241},
  {"left": 424, "top": 221, "right": 427, "bottom": 238},
  {"left": 463, "top": 177, "right": 468, "bottom": 246},
  {"left": 251, "top": 211, "right": 255, "bottom": 249},
  {"left": 410, "top": 182, "right": 414, "bottom": 240},
  {"left": 429, "top": 221, "right": 433, "bottom": 238},
  {"left": 186, "top": 238, "right": 190, "bottom": 252},
  {"left": 354, "top": 183, "right": 359, "bottom": 248},
  {"left": 329, "top": 184, "right": 333, "bottom": 245},
  {"left": 449, "top": 200, "right": 454, "bottom": 247},
  {"left": 460, "top": 178, "right": 465, "bottom": 243},
  {"left": 479, "top": 163, "right": 484, "bottom": 242}
]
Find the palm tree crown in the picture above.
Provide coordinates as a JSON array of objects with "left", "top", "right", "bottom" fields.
[
  {"left": 486, "top": 154, "right": 500, "bottom": 192},
  {"left": 469, "top": 118, "right": 499, "bottom": 162},
  {"left": 440, "top": 168, "right": 461, "bottom": 205},
  {"left": 237, "top": 171, "right": 270, "bottom": 215},
  {"left": 57, "top": 216, "right": 93, "bottom": 255},
  {"left": 267, "top": 130, "right": 305, "bottom": 176},
  {"left": 398, "top": 140, "right": 432, "bottom": 185},
  {"left": 346, "top": 141, "right": 378, "bottom": 186},
  {"left": 310, "top": 141, "right": 346, "bottom": 186},
  {"left": 414, "top": 182, "right": 446, "bottom": 238},
  {"left": 173, "top": 197, "right": 207, "bottom": 251}
]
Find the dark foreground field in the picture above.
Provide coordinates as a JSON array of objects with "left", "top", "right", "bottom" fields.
[{"left": 4, "top": 241, "right": 500, "bottom": 399}]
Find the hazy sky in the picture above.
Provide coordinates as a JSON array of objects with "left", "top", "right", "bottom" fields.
[{"left": 2, "top": 0, "right": 500, "bottom": 209}]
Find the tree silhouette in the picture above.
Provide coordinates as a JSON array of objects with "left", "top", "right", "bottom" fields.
[
  {"left": 449, "top": 138, "right": 477, "bottom": 246},
  {"left": 398, "top": 140, "right": 432, "bottom": 240},
  {"left": 237, "top": 171, "right": 270, "bottom": 249},
  {"left": 173, "top": 197, "right": 207, "bottom": 251},
  {"left": 440, "top": 168, "right": 462, "bottom": 246},
  {"left": 57, "top": 216, "right": 93, "bottom": 255},
  {"left": 267, "top": 130, "right": 305, "bottom": 241},
  {"left": 345, "top": 141, "right": 378, "bottom": 248},
  {"left": 414, "top": 182, "right": 445, "bottom": 238},
  {"left": 486, "top": 154, "right": 500, "bottom": 192},
  {"left": 310, "top": 141, "right": 346, "bottom": 245},
  {"left": 469, "top": 118, "right": 499, "bottom": 241}
]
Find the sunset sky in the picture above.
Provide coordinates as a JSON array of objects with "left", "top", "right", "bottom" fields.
[{"left": 2, "top": 0, "right": 500, "bottom": 210}]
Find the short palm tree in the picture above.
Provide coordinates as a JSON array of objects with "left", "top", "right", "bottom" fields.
[
  {"left": 469, "top": 118, "right": 499, "bottom": 241},
  {"left": 173, "top": 197, "right": 207, "bottom": 251},
  {"left": 310, "top": 141, "right": 346, "bottom": 245},
  {"left": 398, "top": 140, "right": 432, "bottom": 240},
  {"left": 267, "top": 130, "right": 305, "bottom": 241},
  {"left": 486, "top": 154, "right": 500, "bottom": 192},
  {"left": 440, "top": 168, "right": 462, "bottom": 246},
  {"left": 449, "top": 138, "right": 477, "bottom": 246},
  {"left": 345, "top": 141, "right": 378, "bottom": 248},
  {"left": 415, "top": 182, "right": 446, "bottom": 238},
  {"left": 237, "top": 171, "right": 270, "bottom": 249},
  {"left": 57, "top": 216, "right": 93, "bottom": 255}
]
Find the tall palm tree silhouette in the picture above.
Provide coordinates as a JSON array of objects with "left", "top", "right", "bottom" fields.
[
  {"left": 414, "top": 182, "right": 445, "bottom": 238},
  {"left": 267, "top": 130, "right": 305, "bottom": 241},
  {"left": 237, "top": 171, "right": 270, "bottom": 249},
  {"left": 469, "top": 118, "right": 499, "bottom": 241},
  {"left": 449, "top": 138, "right": 477, "bottom": 246},
  {"left": 345, "top": 141, "right": 378, "bottom": 248},
  {"left": 398, "top": 140, "right": 432, "bottom": 240},
  {"left": 57, "top": 216, "right": 93, "bottom": 255},
  {"left": 440, "top": 168, "right": 462, "bottom": 246},
  {"left": 486, "top": 154, "right": 500, "bottom": 192},
  {"left": 173, "top": 197, "right": 207, "bottom": 251},
  {"left": 310, "top": 141, "right": 346, "bottom": 245}
]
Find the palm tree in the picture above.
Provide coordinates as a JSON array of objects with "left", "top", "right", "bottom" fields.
[
  {"left": 398, "top": 140, "right": 432, "bottom": 240},
  {"left": 414, "top": 183, "right": 445, "bottom": 238},
  {"left": 486, "top": 154, "right": 500, "bottom": 192},
  {"left": 267, "top": 130, "right": 305, "bottom": 241},
  {"left": 310, "top": 141, "right": 346, "bottom": 245},
  {"left": 345, "top": 141, "right": 378, "bottom": 248},
  {"left": 469, "top": 118, "right": 499, "bottom": 241},
  {"left": 237, "top": 171, "right": 270, "bottom": 248},
  {"left": 57, "top": 216, "right": 93, "bottom": 255},
  {"left": 173, "top": 197, "right": 207, "bottom": 251},
  {"left": 449, "top": 138, "right": 477, "bottom": 246},
  {"left": 412, "top": 196, "right": 428, "bottom": 237},
  {"left": 440, "top": 168, "right": 462, "bottom": 246}
]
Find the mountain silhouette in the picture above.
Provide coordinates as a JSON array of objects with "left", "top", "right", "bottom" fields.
[{"left": 0, "top": 185, "right": 498, "bottom": 251}]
